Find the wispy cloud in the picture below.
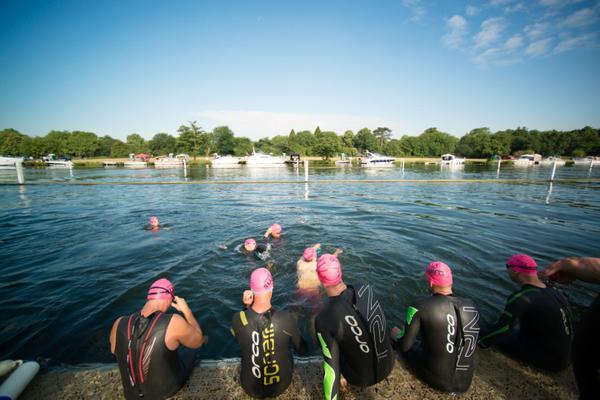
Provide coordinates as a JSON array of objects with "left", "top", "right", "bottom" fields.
[
  {"left": 525, "top": 38, "right": 553, "bottom": 56},
  {"left": 474, "top": 18, "right": 506, "bottom": 48},
  {"left": 524, "top": 22, "right": 550, "bottom": 39},
  {"left": 505, "top": 34, "right": 524, "bottom": 50},
  {"left": 561, "top": 7, "right": 599, "bottom": 29},
  {"left": 402, "top": 0, "right": 426, "bottom": 22},
  {"left": 505, "top": 2, "right": 526, "bottom": 13},
  {"left": 554, "top": 32, "right": 598, "bottom": 53},
  {"left": 443, "top": 15, "right": 468, "bottom": 49},
  {"left": 466, "top": 5, "right": 480, "bottom": 16},
  {"left": 195, "top": 110, "right": 396, "bottom": 139},
  {"left": 539, "top": 0, "right": 583, "bottom": 8}
]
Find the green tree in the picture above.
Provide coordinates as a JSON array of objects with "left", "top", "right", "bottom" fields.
[
  {"left": 67, "top": 131, "right": 99, "bottom": 158},
  {"left": 341, "top": 130, "right": 357, "bottom": 156},
  {"left": 255, "top": 137, "right": 275, "bottom": 154},
  {"left": 97, "top": 135, "right": 116, "bottom": 157},
  {"left": 149, "top": 133, "right": 177, "bottom": 155},
  {"left": 0, "top": 128, "right": 26, "bottom": 156},
  {"left": 45, "top": 130, "right": 71, "bottom": 156},
  {"left": 353, "top": 128, "right": 378, "bottom": 153},
  {"left": 177, "top": 121, "right": 206, "bottom": 159},
  {"left": 417, "top": 128, "right": 459, "bottom": 157},
  {"left": 212, "top": 126, "right": 236, "bottom": 155},
  {"left": 373, "top": 127, "right": 392, "bottom": 150},
  {"left": 313, "top": 131, "right": 342, "bottom": 159},
  {"left": 110, "top": 140, "right": 131, "bottom": 157},
  {"left": 126, "top": 133, "right": 148, "bottom": 154},
  {"left": 271, "top": 135, "right": 291, "bottom": 155},
  {"left": 294, "top": 130, "right": 316, "bottom": 155},
  {"left": 233, "top": 137, "right": 253, "bottom": 156}
]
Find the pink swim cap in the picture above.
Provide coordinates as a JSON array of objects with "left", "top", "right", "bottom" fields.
[
  {"left": 303, "top": 247, "right": 317, "bottom": 262},
  {"left": 149, "top": 216, "right": 159, "bottom": 226},
  {"left": 147, "top": 278, "right": 174, "bottom": 300},
  {"left": 270, "top": 224, "right": 282, "bottom": 234},
  {"left": 317, "top": 254, "right": 342, "bottom": 287},
  {"left": 506, "top": 254, "right": 538, "bottom": 275},
  {"left": 245, "top": 238, "right": 256, "bottom": 247},
  {"left": 425, "top": 262, "right": 453, "bottom": 286},
  {"left": 250, "top": 268, "right": 273, "bottom": 294}
]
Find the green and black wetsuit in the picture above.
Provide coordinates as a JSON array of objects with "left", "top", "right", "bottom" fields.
[
  {"left": 394, "top": 294, "right": 480, "bottom": 393},
  {"left": 315, "top": 283, "right": 394, "bottom": 400},
  {"left": 572, "top": 294, "right": 600, "bottom": 399},
  {"left": 479, "top": 284, "right": 572, "bottom": 372},
  {"left": 231, "top": 307, "right": 307, "bottom": 398}
]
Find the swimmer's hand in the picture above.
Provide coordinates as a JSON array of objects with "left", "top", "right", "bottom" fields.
[
  {"left": 312, "top": 243, "right": 321, "bottom": 250},
  {"left": 218, "top": 244, "right": 228, "bottom": 250},
  {"left": 171, "top": 296, "right": 191, "bottom": 314},
  {"left": 340, "top": 376, "right": 348, "bottom": 392},
  {"left": 333, "top": 248, "right": 343, "bottom": 257},
  {"left": 390, "top": 326, "right": 403, "bottom": 341},
  {"left": 263, "top": 227, "right": 272, "bottom": 238},
  {"left": 243, "top": 290, "right": 254, "bottom": 307},
  {"left": 540, "top": 258, "right": 578, "bottom": 284}
]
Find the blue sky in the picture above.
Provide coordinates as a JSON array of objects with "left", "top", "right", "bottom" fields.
[{"left": 1, "top": 0, "right": 599, "bottom": 140}]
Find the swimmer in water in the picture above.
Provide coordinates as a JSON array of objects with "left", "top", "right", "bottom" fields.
[
  {"left": 231, "top": 268, "right": 308, "bottom": 398},
  {"left": 391, "top": 262, "right": 480, "bottom": 393},
  {"left": 478, "top": 254, "right": 573, "bottom": 372},
  {"left": 297, "top": 246, "right": 343, "bottom": 293},
  {"left": 264, "top": 223, "right": 282, "bottom": 240},
  {"left": 144, "top": 216, "right": 171, "bottom": 231},
  {"left": 242, "top": 238, "right": 271, "bottom": 261}
]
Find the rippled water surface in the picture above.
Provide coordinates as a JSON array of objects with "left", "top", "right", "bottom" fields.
[{"left": 1, "top": 163, "right": 599, "bottom": 364}]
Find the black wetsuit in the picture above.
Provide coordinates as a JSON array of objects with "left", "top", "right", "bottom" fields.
[
  {"left": 395, "top": 294, "right": 480, "bottom": 393},
  {"left": 231, "top": 307, "right": 307, "bottom": 398},
  {"left": 315, "top": 283, "right": 394, "bottom": 400},
  {"left": 478, "top": 285, "right": 573, "bottom": 372},
  {"left": 114, "top": 312, "right": 196, "bottom": 400},
  {"left": 572, "top": 294, "right": 600, "bottom": 399}
]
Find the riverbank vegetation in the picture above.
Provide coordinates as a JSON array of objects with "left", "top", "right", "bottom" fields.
[{"left": 1, "top": 124, "right": 598, "bottom": 160}]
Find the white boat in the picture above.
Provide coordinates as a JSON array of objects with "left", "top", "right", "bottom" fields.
[
  {"left": 46, "top": 160, "right": 74, "bottom": 168},
  {"left": 573, "top": 156, "right": 597, "bottom": 165},
  {"left": 359, "top": 151, "right": 395, "bottom": 167},
  {"left": 514, "top": 154, "right": 542, "bottom": 167},
  {"left": 211, "top": 153, "right": 241, "bottom": 168},
  {"left": 335, "top": 153, "right": 352, "bottom": 166},
  {"left": 245, "top": 148, "right": 286, "bottom": 167},
  {"left": 124, "top": 153, "right": 148, "bottom": 168},
  {"left": 154, "top": 153, "right": 188, "bottom": 168},
  {"left": 540, "top": 157, "right": 566, "bottom": 166},
  {"left": 440, "top": 154, "right": 465, "bottom": 166}
]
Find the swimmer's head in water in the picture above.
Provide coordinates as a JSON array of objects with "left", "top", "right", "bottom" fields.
[
  {"left": 250, "top": 268, "right": 273, "bottom": 294},
  {"left": 317, "top": 254, "right": 342, "bottom": 287},
  {"left": 244, "top": 238, "right": 257, "bottom": 251},
  {"left": 147, "top": 278, "right": 174, "bottom": 301},
  {"left": 425, "top": 261, "right": 453, "bottom": 287},
  {"left": 506, "top": 253, "right": 537, "bottom": 275},
  {"left": 303, "top": 247, "right": 317, "bottom": 262},
  {"left": 270, "top": 223, "right": 282, "bottom": 238},
  {"left": 149, "top": 216, "right": 159, "bottom": 227}
]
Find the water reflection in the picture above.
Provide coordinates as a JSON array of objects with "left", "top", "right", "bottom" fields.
[{"left": 545, "top": 182, "right": 554, "bottom": 204}]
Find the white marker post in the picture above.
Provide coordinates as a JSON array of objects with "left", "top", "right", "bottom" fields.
[
  {"left": 496, "top": 159, "right": 501, "bottom": 177},
  {"left": 15, "top": 158, "right": 25, "bottom": 184},
  {"left": 550, "top": 160, "right": 557, "bottom": 181},
  {"left": 401, "top": 158, "right": 405, "bottom": 174},
  {"left": 304, "top": 159, "right": 309, "bottom": 182},
  {"left": 590, "top": 159, "right": 595, "bottom": 173},
  {"left": 183, "top": 158, "right": 187, "bottom": 177}
]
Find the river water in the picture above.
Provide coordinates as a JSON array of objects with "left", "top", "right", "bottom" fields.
[{"left": 0, "top": 163, "right": 598, "bottom": 364}]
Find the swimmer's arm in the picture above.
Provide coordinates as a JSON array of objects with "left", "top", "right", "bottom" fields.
[
  {"left": 316, "top": 329, "right": 340, "bottom": 400},
  {"left": 170, "top": 296, "right": 205, "bottom": 349},
  {"left": 284, "top": 314, "right": 308, "bottom": 356},
  {"left": 479, "top": 294, "right": 523, "bottom": 347},
  {"left": 109, "top": 317, "right": 122, "bottom": 355},
  {"left": 541, "top": 257, "right": 600, "bottom": 284},
  {"left": 399, "top": 306, "right": 420, "bottom": 353}
]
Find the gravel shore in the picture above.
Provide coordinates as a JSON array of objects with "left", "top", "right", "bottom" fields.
[{"left": 20, "top": 349, "right": 577, "bottom": 399}]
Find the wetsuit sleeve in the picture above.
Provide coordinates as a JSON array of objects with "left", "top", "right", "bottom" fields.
[
  {"left": 316, "top": 321, "right": 340, "bottom": 400},
  {"left": 398, "top": 305, "right": 421, "bottom": 353},
  {"left": 478, "top": 288, "right": 533, "bottom": 347},
  {"left": 282, "top": 313, "right": 308, "bottom": 356}
]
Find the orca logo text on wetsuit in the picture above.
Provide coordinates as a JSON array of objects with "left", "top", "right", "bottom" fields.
[
  {"left": 446, "top": 314, "right": 456, "bottom": 353},
  {"left": 344, "top": 315, "right": 370, "bottom": 353},
  {"left": 357, "top": 284, "right": 389, "bottom": 360},
  {"left": 250, "top": 323, "right": 281, "bottom": 385},
  {"left": 455, "top": 306, "right": 480, "bottom": 371}
]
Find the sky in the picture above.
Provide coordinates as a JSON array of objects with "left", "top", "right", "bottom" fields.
[{"left": 0, "top": 0, "right": 599, "bottom": 141}]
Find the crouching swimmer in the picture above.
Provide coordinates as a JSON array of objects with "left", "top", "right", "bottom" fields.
[
  {"left": 391, "top": 262, "right": 480, "bottom": 393},
  {"left": 315, "top": 254, "right": 394, "bottom": 400},
  {"left": 231, "top": 268, "right": 308, "bottom": 398},
  {"left": 110, "top": 278, "right": 207, "bottom": 400}
]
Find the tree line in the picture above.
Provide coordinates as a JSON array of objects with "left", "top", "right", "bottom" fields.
[{"left": 1, "top": 123, "right": 598, "bottom": 160}]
